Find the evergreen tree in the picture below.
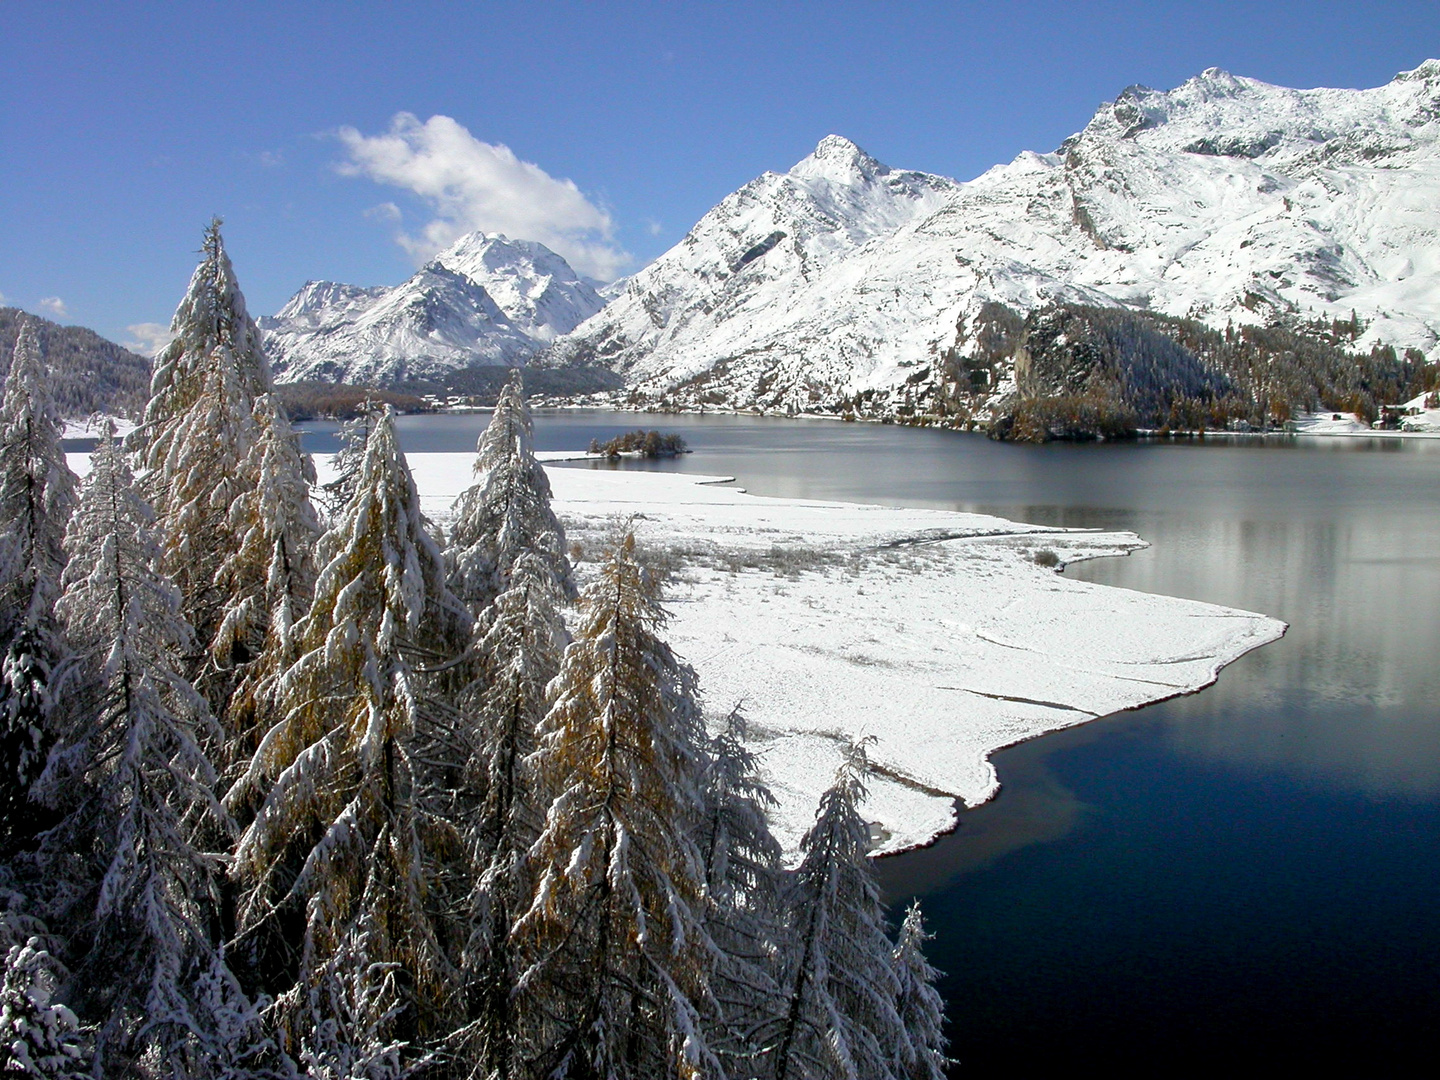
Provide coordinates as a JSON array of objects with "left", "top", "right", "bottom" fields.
[
  {"left": 137, "top": 220, "right": 316, "bottom": 731},
  {"left": 219, "top": 392, "right": 321, "bottom": 778},
  {"left": 447, "top": 368, "right": 574, "bottom": 614},
  {"left": 514, "top": 533, "right": 721, "bottom": 1080},
  {"left": 0, "top": 318, "right": 76, "bottom": 851},
  {"left": 769, "top": 742, "right": 906, "bottom": 1080},
  {"left": 231, "top": 408, "right": 469, "bottom": 1061},
  {"left": 891, "top": 903, "right": 949, "bottom": 1080},
  {"left": 40, "top": 433, "right": 258, "bottom": 1075},
  {"left": 698, "top": 707, "right": 785, "bottom": 1078},
  {"left": 445, "top": 547, "right": 568, "bottom": 1079},
  {"left": 0, "top": 937, "right": 87, "bottom": 1078},
  {"left": 436, "top": 368, "right": 577, "bottom": 1078}
]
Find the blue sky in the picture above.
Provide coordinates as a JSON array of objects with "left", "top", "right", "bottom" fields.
[{"left": 3, "top": 0, "right": 1437, "bottom": 349}]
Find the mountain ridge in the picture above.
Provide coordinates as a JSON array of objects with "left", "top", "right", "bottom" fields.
[
  {"left": 261, "top": 232, "right": 605, "bottom": 386},
  {"left": 536, "top": 61, "right": 1440, "bottom": 422}
]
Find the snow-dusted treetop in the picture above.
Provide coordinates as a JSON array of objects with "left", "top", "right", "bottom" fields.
[
  {"left": 149, "top": 220, "right": 270, "bottom": 414},
  {"left": 0, "top": 316, "right": 76, "bottom": 637}
]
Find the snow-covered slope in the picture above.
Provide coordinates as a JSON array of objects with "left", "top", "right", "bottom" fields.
[
  {"left": 432, "top": 233, "right": 604, "bottom": 342},
  {"left": 263, "top": 233, "right": 604, "bottom": 385},
  {"left": 544, "top": 62, "right": 1440, "bottom": 412}
]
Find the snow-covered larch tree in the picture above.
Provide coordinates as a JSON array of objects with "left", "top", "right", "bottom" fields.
[
  {"left": 136, "top": 220, "right": 316, "bottom": 730},
  {"left": 891, "top": 902, "right": 949, "bottom": 1080},
  {"left": 40, "top": 432, "right": 261, "bottom": 1076},
  {"left": 447, "top": 368, "right": 574, "bottom": 615},
  {"left": 440, "top": 368, "right": 575, "bottom": 1077},
  {"left": 514, "top": 532, "right": 721, "bottom": 1080},
  {"left": 0, "top": 318, "right": 77, "bottom": 850},
  {"left": 698, "top": 707, "right": 785, "bottom": 1077},
  {"left": 768, "top": 741, "right": 907, "bottom": 1080},
  {"left": 218, "top": 392, "right": 320, "bottom": 777},
  {"left": 314, "top": 405, "right": 382, "bottom": 521},
  {"left": 231, "top": 407, "right": 469, "bottom": 1061},
  {"left": 446, "top": 546, "right": 569, "bottom": 1079},
  {"left": 0, "top": 936, "right": 87, "bottom": 1078}
]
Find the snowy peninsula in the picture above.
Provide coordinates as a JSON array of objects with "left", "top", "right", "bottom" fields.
[
  {"left": 395, "top": 454, "right": 1285, "bottom": 858},
  {"left": 62, "top": 445, "right": 1285, "bottom": 858}
]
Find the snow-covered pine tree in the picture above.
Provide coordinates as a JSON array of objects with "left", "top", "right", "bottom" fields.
[
  {"left": 0, "top": 318, "right": 77, "bottom": 851},
  {"left": 698, "top": 706, "right": 785, "bottom": 1077},
  {"left": 768, "top": 741, "right": 907, "bottom": 1080},
  {"left": 0, "top": 937, "right": 87, "bottom": 1078},
  {"left": 137, "top": 220, "right": 316, "bottom": 731},
  {"left": 219, "top": 392, "right": 321, "bottom": 778},
  {"left": 447, "top": 368, "right": 574, "bottom": 615},
  {"left": 41, "top": 431, "right": 261, "bottom": 1076},
  {"left": 891, "top": 902, "right": 949, "bottom": 1080},
  {"left": 439, "top": 369, "right": 575, "bottom": 1078},
  {"left": 231, "top": 407, "right": 469, "bottom": 1061},
  {"left": 514, "top": 532, "right": 721, "bottom": 1080},
  {"left": 444, "top": 546, "right": 569, "bottom": 1080}
]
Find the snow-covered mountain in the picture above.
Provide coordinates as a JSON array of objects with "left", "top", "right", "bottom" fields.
[
  {"left": 262, "top": 233, "right": 604, "bottom": 385},
  {"left": 430, "top": 233, "right": 604, "bottom": 342},
  {"left": 543, "top": 62, "right": 1440, "bottom": 412}
]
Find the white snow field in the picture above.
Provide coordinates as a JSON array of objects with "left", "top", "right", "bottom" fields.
[
  {"left": 405, "top": 454, "right": 1286, "bottom": 859},
  {"left": 60, "top": 449, "right": 1285, "bottom": 858}
]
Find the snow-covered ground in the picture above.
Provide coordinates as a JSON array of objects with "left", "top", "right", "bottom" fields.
[
  {"left": 406, "top": 455, "right": 1286, "bottom": 858},
  {"left": 61, "top": 449, "right": 1286, "bottom": 859},
  {"left": 1281, "top": 404, "right": 1440, "bottom": 437},
  {"left": 61, "top": 416, "right": 137, "bottom": 440},
  {"left": 1398, "top": 391, "right": 1440, "bottom": 433},
  {"left": 1285, "top": 411, "right": 1373, "bottom": 435}
]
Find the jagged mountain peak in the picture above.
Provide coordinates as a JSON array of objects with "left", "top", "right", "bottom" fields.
[
  {"left": 790, "top": 135, "right": 890, "bottom": 184},
  {"left": 429, "top": 231, "right": 603, "bottom": 342},
  {"left": 275, "top": 280, "right": 388, "bottom": 323},
  {"left": 262, "top": 230, "right": 606, "bottom": 385},
  {"left": 1395, "top": 58, "right": 1440, "bottom": 84}
]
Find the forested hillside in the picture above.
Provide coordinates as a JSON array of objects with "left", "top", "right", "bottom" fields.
[
  {"left": 0, "top": 307, "right": 151, "bottom": 419},
  {"left": 955, "top": 304, "right": 1435, "bottom": 441}
]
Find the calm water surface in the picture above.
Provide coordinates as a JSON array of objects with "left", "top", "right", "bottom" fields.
[{"left": 303, "top": 412, "right": 1440, "bottom": 1072}]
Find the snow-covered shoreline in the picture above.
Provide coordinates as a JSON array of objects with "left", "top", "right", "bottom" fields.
[
  {"left": 409, "top": 455, "right": 1286, "bottom": 859},
  {"left": 62, "top": 449, "right": 1287, "bottom": 860}
]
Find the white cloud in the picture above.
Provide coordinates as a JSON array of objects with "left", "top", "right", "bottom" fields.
[
  {"left": 123, "top": 322, "right": 173, "bottom": 357},
  {"left": 258, "top": 149, "right": 285, "bottom": 168},
  {"left": 0, "top": 290, "right": 7, "bottom": 306},
  {"left": 364, "top": 201, "right": 403, "bottom": 222},
  {"left": 646, "top": 218, "right": 664, "bottom": 236},
  {"left": 336, "top": 113, "right": 629, "bottom": 280},
  {"left": 38, "top": 297, "right": 68, "bottom": 319}
]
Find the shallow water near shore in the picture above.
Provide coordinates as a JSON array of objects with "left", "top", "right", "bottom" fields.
[{"left": 302, "top": 411, "right": 1440, "bottom": 1072}]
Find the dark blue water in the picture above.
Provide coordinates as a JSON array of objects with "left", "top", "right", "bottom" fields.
[{"left": 301, "top": 411, "right": 1440, "bottom": 1073}]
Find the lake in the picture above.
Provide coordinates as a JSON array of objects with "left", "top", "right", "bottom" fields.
[{"left": 302, "top": 411, "right": 1440, "bottom": 1073}]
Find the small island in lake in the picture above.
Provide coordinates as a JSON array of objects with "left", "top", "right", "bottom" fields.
[{"left": 589, "top": 429, "right": 690, "bottom": 458}]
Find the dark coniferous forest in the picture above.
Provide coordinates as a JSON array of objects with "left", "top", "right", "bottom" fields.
[{"left": 0, "top": 225, "right": 950, "bottom": 1078}]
